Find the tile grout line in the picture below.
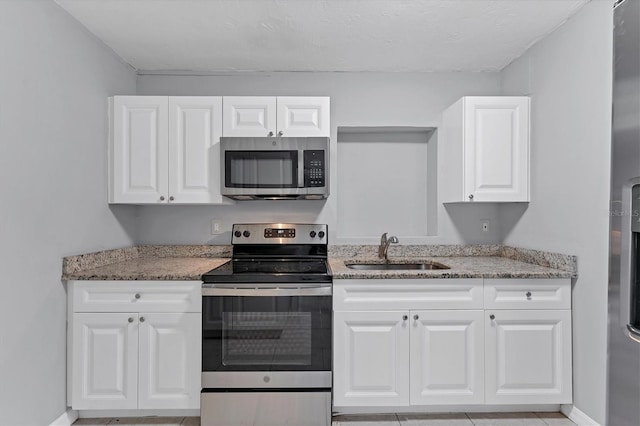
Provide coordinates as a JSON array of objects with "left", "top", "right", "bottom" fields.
[
  {"left": 534, "top": 412, "right": 551, "bottom": 426},
  {"left": 465, "top": 412, "right": 477, "bottom": 426}
]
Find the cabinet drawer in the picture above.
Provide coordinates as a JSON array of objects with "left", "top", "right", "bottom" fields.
[
  {"left": 484, "top": 279, "right": 570, "bottom": 310},
  {"left": 333, "top": 279, "right": 483, "bottom": 311},
  {"left": 71, "top": 281, "right": 201, "bottom": 313}
]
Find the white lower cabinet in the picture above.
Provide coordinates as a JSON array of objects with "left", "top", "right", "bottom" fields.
[
  {"left": 333, "top": 309, "right": 483, "bottom": 407},
  {"left": 138, "top": 313, "right": 201, "bottom": 409},
  {"left": 410, "top": 310, "right": 484, "bottom": 405},
  {"left": 333, "top": 278, "right": 572, "bottom": 409},
  {"left": 485, "top": 309, "right": 572, "bottom": 404},
  {"left": 333, "top": 311, "right": 409, "bottom": 406},
  {"left": 72, "top": 313, "right": 138, "bottom": 409},
  {"left": 68, "top": 281, "right": 202, "bottom": 411}
]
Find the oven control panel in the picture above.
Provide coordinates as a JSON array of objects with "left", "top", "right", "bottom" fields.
[
  {"left": 264, "top": 228, "right": 295, "bottom": 238},
  {"left": 232, "top": 223, "right": 327, "bottom": 244}
]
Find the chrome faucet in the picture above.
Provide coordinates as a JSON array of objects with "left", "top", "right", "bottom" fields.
[{"left": 379, "top": 232, "right": 399, "bottom": 260}]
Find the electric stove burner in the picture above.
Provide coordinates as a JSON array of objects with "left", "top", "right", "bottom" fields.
[{"left": 202, "top": 223, "right": 332, "bottom": 284}]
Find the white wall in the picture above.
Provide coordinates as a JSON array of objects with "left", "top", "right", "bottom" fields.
[
  {"left": 135, "top": 72, "right": 504, "bottom": 245},
  {"left": 500, "top": 2, "right": 613, "bottom": 424},
  {"left": 0, "top": 1, "right": 137, "bottom": 424}
]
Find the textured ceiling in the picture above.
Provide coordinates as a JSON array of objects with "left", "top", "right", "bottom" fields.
[{"left": 55, "top": 0, "right": 590, "bottom": 73}]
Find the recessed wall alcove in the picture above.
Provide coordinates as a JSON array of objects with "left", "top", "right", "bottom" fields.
[{"left": 336, "top": 126, "right": 438, "bottom": 240}]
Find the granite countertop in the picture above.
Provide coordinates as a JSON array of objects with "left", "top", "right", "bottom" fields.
[
  {"left": 62, "top": 245, "right": 231, "bottom": 281},
  {"left": 328, "top": 256, "right": 573, "bottom": 280},
  {"left": 62, "top": 244, "right": 576, "bottom": 281},
  {"left": 64, "top": 257, "right": 230, "bottom": 281},
  {"left": 327, "top": 244, "right": 576, "bottom": 280}
]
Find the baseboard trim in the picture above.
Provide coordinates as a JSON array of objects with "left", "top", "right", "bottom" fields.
[
  {"left": 50, "top": 408, "right": 78, "bottom": 426},
  {"left": 334, "top": 404, "right": 561, "bottom": 415},
  {"left": 561, "top": 405, "right": 601, "bottom": 426}
]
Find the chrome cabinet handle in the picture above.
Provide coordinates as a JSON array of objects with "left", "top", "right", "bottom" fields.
[
  {"left": 278, "top": 130, "right": 284, "bottom": 136},
  {"left": 135, "top": 293, "right": 141, "bottom": 299},
  {"left": 169, "top": 196, "right": 174, "bottom": 201},
  {"left": 490, "top": 314, "right": 495, "bottom": 320},
  {"left": 526, "top": 291, "right": 532, "bottom": 298},
  {"left": 413, "top": 314, "right": 419, "bottom": 320},
  {"left": 268, "top": 131, "right": 274, "bottom": 137},
  {"left": 468, "top": 194, "right": 474, "bottom": 200},
  {"left": 402, "top": 315, "right": 408, "bottom": 321},
  {"left": 160, "top": 196, "right": 165, "bottom": 201},
  {"left": 128, "top": 317, "right": 134, "bottom": 323},
  {"left": 139, "top": 316, "right": 145, "bottom": 323}
]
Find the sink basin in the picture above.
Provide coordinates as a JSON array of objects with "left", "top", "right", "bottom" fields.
[{"left": 345, "top": 262, "right": 450, "bottom": 271}]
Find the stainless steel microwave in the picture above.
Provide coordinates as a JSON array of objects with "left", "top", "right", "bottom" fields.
[{"left": 220, "top": 137, "right": 329, "bottom": 200}]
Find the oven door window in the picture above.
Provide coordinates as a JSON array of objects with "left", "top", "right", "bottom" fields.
[
  {"left": 225, "top": 151, "right": 298, "bottom": 188},
  {"left": 202, "top": 295, "right": 331, "bottom": 372}
]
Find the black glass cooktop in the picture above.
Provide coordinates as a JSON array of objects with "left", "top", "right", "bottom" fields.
[{"left": 202, "top": 259, "right": 332, "bottom": 283}]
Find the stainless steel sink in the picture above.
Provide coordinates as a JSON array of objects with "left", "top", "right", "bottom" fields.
[{"left": 345, "top": 262, "right": 450, "bottom": 271}]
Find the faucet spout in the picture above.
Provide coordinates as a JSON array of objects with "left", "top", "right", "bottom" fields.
[{"left": 378, "top": 233, "right": 399, "bottom": 260}]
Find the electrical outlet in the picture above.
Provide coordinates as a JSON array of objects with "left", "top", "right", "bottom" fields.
[
  {"left": 481, "top": 220, "right": 490, "bottom": 233},
  {"left": 211, "top": 220, "right": 223, "bottom": 235}
]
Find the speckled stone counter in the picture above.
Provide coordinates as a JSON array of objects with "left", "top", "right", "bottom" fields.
[
  {"left": 328, "top": 245, "right": 576, "bottom": 279},
  {"left": 62, "top": 245, "right": 231, "bottom": 281},
  {"left": 63, "top": 244, "right": 576, "bottom": 281},
  {"left": 329, "top": 256, "right": 573, "bottom": 280}
]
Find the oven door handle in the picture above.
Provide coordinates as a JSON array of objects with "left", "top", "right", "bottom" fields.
[{"left": 202, "top": 286, "right": 332, "bottom": 297}]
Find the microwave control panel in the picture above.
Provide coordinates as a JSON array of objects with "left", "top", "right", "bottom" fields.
[{"left": 304, "top": 150, "right": 325, "bottom": 187}]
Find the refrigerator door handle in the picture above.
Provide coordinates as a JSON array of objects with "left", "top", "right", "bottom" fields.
[
  {"left": 627, "top": 324, "right": 640, "bottom": 342},
  {"left": 621, "top": 177, "right": 640, "bottom": 340}
]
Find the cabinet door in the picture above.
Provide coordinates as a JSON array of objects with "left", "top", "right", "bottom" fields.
[
  {"left": 169, "top": 97, "right": 229, "bottom": 204},
  {"left": 410, "top": 310, "right": 484, "bottom": 405},
  {"left": 333, "top": 311, "right": 409, "bottom": 407},
  {"left": 485, "top": 310, "right": 572, "bottom": 404},
  {"left": 276, "top": 97, "right": 330, "bottom": 137},
  {"left": 138, "top": 313, "right": 202, "bottom": 409},
  {"left": 463, "top": 97, "right": 529, "bottom": 202},
  {"left": 71, "top": 313, "right": 138, "bottom": 409},
  {"left": 111, "top": 96, "right": 168, "bottom": 203},
  {"left": 222, "top": 96, "right": 276, "bottom": 137}
]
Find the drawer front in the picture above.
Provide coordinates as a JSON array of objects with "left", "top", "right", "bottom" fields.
[
  {"left": 333, "top": 279, "right": 483, "bottom": 311},
  {"left": 71, "top": 281, "right": 202, "bottom": 313},
  {"left": 484, "top": 279, "right": 571, "bottom": 310}
]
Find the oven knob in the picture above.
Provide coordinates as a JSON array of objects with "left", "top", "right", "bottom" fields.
[
  {"left": 309, "top": 231, "right": 316, "bottom": 238},
  {"left": 318, "top": 231, "right": 325, "bottom": 239},
  {"left": 243, "top": 230, "right": 251, "bottom": 238},
  {"left": 234, "top": 231, "right": 241, "bottom": 238}
]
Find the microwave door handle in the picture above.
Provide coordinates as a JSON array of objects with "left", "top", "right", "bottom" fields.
[{"left": 298, "top": 150, "right": 305, "bottom": 188}]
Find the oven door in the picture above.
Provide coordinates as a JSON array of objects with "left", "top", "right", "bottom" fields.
[{"left": 201, "top": 285, "right": 332, "bottom": 389}]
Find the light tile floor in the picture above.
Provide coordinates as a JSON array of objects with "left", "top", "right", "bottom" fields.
[{"left": 73, "top": 412, "right": 575, "bottom": 426}]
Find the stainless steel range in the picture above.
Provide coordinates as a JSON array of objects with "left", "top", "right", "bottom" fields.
[{"left": 201, "top": 223, "right": 332, "bottom": 426}]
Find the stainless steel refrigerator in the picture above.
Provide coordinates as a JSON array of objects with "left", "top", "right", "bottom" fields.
[{"left": 608, "top": 0, "right": 640, "bottom": 425}]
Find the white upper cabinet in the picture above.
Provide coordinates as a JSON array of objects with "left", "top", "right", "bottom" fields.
[
  {"left": 168, "top": 97, "right": 226, "bottom": 204},
  {"left": 111, "top": 96, "right": 168, "bottom": 204},
  {"left": 110, "top": 96, "right": 230, "bottom": 204},
  {"left": 222, "top": 96, "right": 277, "bottom": 137},
  {"left": 222, "top": 96, "right": 330, "bottom": 137},
  {"left": 441, "top": 96, "right": 530, "bottom": 202},
  {"left": 276, "top": 97, "right": 331, "bottom": 137}
]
